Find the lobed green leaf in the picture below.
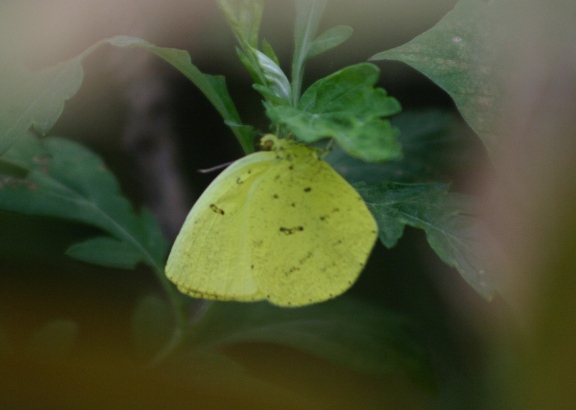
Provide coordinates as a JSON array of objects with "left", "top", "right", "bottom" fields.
[
  {"left": 0, "top": 132, "right": 168, "bottom": 271},
  {"left": 267, "top": 63, "right": 402, "bottom": 162},
  {"left": 358, "top": 182, "right": 493, "bottom": 300},
  {"left": 328, "top": 109, "right": 475, "bottom": 185}
]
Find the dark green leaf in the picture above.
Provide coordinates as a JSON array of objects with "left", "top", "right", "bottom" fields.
[
  {"left": 66, "top": 237, "right": 143, "bottom": 269},
  {"left": 188, "top": 298, "right": 432, "bottom": 384},
  {"left": 131, "top": 294, "right": 174, "bottom": 359},
  {"left": 107, "top": 36, "right": 255, "bottom": 153},
  {"left": 236, "top": 47, "right": 262, "bottom": 84},
  {"left": 267, "top": 63, "right": 402, "bottom": 162},
  {"left": 358, "top": 182, "right": 493, "bottom": 300},
  {"left": 371, "top": 0, "right": 512, "bottom": 155},
  {"left": 26, "top": 320, "right": 78, "bottom": 359},
  {"left": 0, "top": 133, "right": 168, "bottom": 271},
  {"left": 327, "top": 110, "right": 474, "bottom": 185},
  {"left": 307, "top": 25, "right": 353, "bottom": 58}
]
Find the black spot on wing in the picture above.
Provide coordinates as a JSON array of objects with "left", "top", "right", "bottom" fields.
[
  {"left": 210, "top": 204, "right": 225, "bottom": 215},
  {"left": 279, "top": 226, "right": 304, "bottom": 235}
]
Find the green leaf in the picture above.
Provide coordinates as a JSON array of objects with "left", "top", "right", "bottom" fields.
[
  {"left": 131, "top": 294, "right": 174, "bottom": 359},
  {"left": 371, "top": 0, "right": 511, "bottom": 156},
  {"left": 26, "top": 320, "right": 78, "bottom": 359},
  {"left": 216, "top": 0, "right": 264, "bottom": 48},
  {"left": 0, "top": 132, "right": 168, "bottom": 271},
  {"left": 107, "top": 36, "right": 257, "bottom": 154},
  {"left": 291, "top": 0, "right": 328, "bottom": 105},
  {"left": 237, "top": 47, "right": 261, "bottom": 85},
  {"left": 188, "top": 298, "right": 432, "bottom": 385},
  {"left": 0, "top": 36, "right": 256, "bottom": 156},
  {"left": 66, "top": 237, "right": 143, "bottom": 269},
  {"left": 299, "top": 63, "right": 400, "bottom": 117},
  {"left": 253, "top": 49, "right": 291, "bottom": 103},
  {"left": 0, "top": 57, "right": 84, "bottom": 155},
  {"left": 253, "top": 85, "right": 291, "bottom": 107},
  {"left": 358, "top": 182, "right": 493, "bottom": 300},
  {"left": 327, "top": 110, "right": 474, "bottom": 185},
  {"left": 307, "top": 25, "right": 353, "bottom": 58},
  {"left": 267, "top": 63, "right": 402, "bottom": 162},
  {"left": 261, "top": 38, "right": 281, "bottom": 67}
]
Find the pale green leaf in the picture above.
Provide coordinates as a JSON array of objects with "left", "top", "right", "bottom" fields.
[
  {"left": 253, "top": 49, "right": 291, "bottom": 102},
  {"left": 307, "top": 25, "right": 353, "bottom": 58},
  {"left": 261, "top": 38, "right": 281, "bottom": 67},
  {"left": 291, "top": 0, "right": 328, "bottom": 105},
  {"left": 216, "top": 0, "right": 264, "bottom": 48},
  {"left": 0, "top": 58, "right": 84, "bottom": 155}
]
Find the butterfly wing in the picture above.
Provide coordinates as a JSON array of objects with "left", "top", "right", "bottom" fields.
[
  {"left": 247, "top": 145, "right": 378, "bottom": 306},
  {"left": 166, "top": 151, "right": 276, "bottom": 301}
]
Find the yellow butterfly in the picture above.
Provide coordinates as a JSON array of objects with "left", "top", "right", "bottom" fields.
[{"left": 166, "top": 135, "right": 377, "bottom": 307}]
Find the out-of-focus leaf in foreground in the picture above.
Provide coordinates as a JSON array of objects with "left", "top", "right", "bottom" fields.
[{"left": 187, "top": 297, "right": 433, "bottom": 386}]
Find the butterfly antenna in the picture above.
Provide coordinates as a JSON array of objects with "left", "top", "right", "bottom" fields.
[{"left": 197, "top": 161, "right": 235, "bottom": 174}]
